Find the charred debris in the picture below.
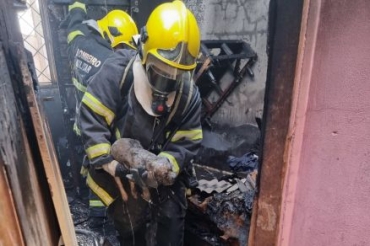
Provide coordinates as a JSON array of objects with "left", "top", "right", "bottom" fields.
[{"left": 183, "top": 40, "right": 258, "bottom": 246}]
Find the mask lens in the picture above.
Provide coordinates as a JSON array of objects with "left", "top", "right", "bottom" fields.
[{"left": 146, "top": 65, "right": 181, "bottom": 94}]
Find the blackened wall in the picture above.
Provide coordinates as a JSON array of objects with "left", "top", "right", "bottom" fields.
[
  {"left": 185, "top": 0, "right": 269, "bottom": 126},
  {"left": 184, "top": 0, "right": 269, "bottom": 167}
]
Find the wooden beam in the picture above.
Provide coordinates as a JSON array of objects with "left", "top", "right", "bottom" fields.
[
  {"left": 0, "top": 46, "right": 56, "bottom": 246},
  {"left": 0, "top": 0, "right": 75, "bottom": 244},
  {"left": 0, "top": 162, "right": 24, "bottom": 246},
  {"left": 14, "top": 44, "right": 78, "bottom": 246},
  {"left": 248, "top": 0, "right": 305, "bottom": 245}
]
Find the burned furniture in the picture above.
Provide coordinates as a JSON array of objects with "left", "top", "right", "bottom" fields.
[{"left": 194, "top": 40, "right": 257, "bottom": 127}]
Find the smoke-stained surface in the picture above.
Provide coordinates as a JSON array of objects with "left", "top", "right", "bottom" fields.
[
  {"left": 185, "top": 0, "right": 269, "bottom": 127},
  {"left": 183, "top": 0, "right": 268, "bottom": 168}
]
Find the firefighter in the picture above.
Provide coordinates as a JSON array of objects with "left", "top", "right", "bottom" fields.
[
  {"left": 61, "top": 0, "right": 138, "bottom": 229},
  {"left": 78, "top": 1, "right": 202, "bottom": 245},
  {"left": 64, "top": 0, "right": 138, "bottom": 103}
]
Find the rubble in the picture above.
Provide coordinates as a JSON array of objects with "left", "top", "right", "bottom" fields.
[
  {"left": 197, "top": 179, "right": 233, "bottom": 193},
  {"left": 68, "top": 197, "right": 119, "bottom": 246},
  {"left": 185, "top": 154, "right": 258, "bottom": 246}
]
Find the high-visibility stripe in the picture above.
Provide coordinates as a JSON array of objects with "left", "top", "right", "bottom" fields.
[
  {"left": 115, "top": 128, "right": 121, "bottom": 139},
  {"left": 72, "top": 77, "right": 87, "bottom": 93},
  {"left": 86, "top": 174, "right": 114, "bottom": 206},
  {"left": 68, "top": 1, "right": 86, "bottom": 12},
  {"left": 67, "top": 30, "right": 84, "bottom": 44},
  {"left": 80, "top": 166, "right": 88, "bottom": 177},
  {"left": 169, "top": 129, "right": 203, "bottom": 142},
  {"left": 89, "top": 199, "right": 105, "bottom": 207},
  {"left": 86, "top": 143, "right": 111, "bottom": 160},
  {"left": 159, "top": 152, "right": 180, "bottom": 174},
  {"left": 82, "top": 92, "right": 115, "bottom": 125},
  {"left": 73, "top": 121, "right": 81, "bottom": 136}
]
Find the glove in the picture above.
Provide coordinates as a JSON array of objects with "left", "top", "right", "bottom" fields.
[
  {"left": 59, "top": 0, "right": 87, "bottom": 29},
  {"left": 127, "top": 167, "right": 159, "bottom": 189},
  {"left": 102, "top": 160, "right": 130, "bottom": 178}
]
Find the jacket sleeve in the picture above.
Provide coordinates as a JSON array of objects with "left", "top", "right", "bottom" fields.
[
  {"left": 158, "top": 86, "right": 203, "bottom": 176},
  {"left": 65, "top": 1, "right": 88, "bottom": 44},
  {"left": 79, "top": 50, "right": 136, "bottom": 167}
]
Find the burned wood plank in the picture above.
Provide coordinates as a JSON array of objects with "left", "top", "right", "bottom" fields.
[
  {"left": 0, "top": 162, "right": 24, "bottom": 246},
  {"left": 0, "top": 46, "right": 56, "bottom": 246},
  {"left": 14, "top": 43, "right": 78, "bottom": 246}
]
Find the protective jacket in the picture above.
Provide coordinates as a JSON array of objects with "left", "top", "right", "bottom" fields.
[
  {"left": 65, "top": 1, "right": 113, "bottom": 102},
  {"left": 79, "top": 48, "right": 203, "bottom": 179},
  {"left": 63, "top": 1, "right": 113, "bottom": 215}
]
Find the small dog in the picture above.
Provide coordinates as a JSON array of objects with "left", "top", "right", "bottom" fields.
[{"left": 111, "top": 138, "right": 176, "bottom": 201}]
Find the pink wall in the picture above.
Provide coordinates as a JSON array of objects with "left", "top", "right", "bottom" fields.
[{"left": 279, "top": 1, "right": 370, "bottom": 246}]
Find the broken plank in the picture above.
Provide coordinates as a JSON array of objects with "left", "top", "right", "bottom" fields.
[
  {"left": 15, "top": 44, "right": 78, "bottom": 246},
  {"left": 0, "top": 45, "right": 57, "bottom": 245},
  {"left": 0, "top": 162, "right": 24, "bottom": 246}
]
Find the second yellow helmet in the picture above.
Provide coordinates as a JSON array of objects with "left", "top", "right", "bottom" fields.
[{"left": 97, "top": 9, "right": 138, "bottom": 49}]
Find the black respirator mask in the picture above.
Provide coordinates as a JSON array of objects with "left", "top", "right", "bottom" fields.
[
  {"left": 151, "top": 92, "right": 169, "bottom": 115},
  {"left": 146, "top": 64, "right": 183, "bottom": 116}
]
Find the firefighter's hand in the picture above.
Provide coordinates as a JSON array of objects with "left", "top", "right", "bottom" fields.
[
  {"left": 127, "top": 167, "right": 158, "bottom": 189},
  {"left": 102, "top": 160, "right": 130, "bottom": 179}
]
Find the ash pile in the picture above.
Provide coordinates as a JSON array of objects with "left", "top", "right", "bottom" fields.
[
  {"left": 185, "top": 152, "right": 258, "bottom": 246},
  {"left": 67, "top": 196, "right": 119, "bottom": 246}
]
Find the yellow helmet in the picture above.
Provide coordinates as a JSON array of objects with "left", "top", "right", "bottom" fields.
[
  {"left": 141, "top": 0, "right": 200, "bottom": 71},
  {"left": 97, "top": 10, "right": 138, "bottom": 49}
]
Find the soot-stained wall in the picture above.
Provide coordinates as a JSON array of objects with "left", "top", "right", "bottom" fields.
[
  {"left": 184, "top": 0, "right": 269, "bottom": 166},
  {"left": 185, "top": 0, "right": 269, "bottom": 126}
]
